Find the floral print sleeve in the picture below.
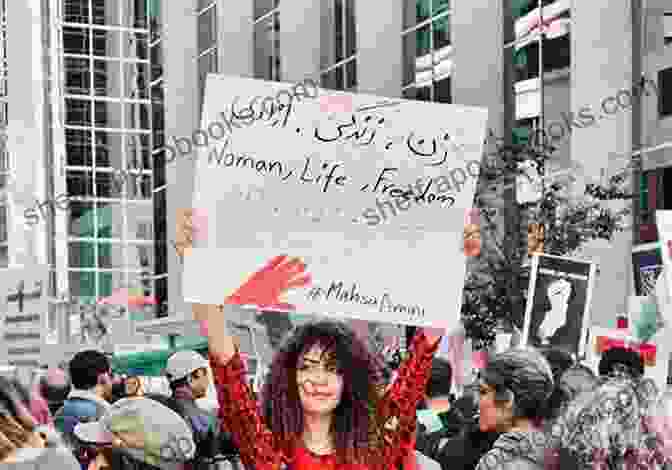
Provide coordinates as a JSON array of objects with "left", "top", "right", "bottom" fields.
[
  {"left": 210, "top": 351, "right": 287, "bottom": 470},
  {"left": 376, "top": 331, "right": 440, "bottom": 467}
]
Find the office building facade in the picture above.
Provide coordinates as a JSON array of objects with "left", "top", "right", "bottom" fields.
[{"left": 160, "top": 0, "right": 672, "bottom": 334}]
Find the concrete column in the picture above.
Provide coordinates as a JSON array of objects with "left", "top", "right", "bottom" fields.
[
  {"left": 280, "top": 0, "right": 322, "bottom": 83},
  {"left": 453, "top": 0, "right": 506, "bottom": 144},
  {"left": 217, "top": 0, "right": 254, "bottom": 78},
  {"left": 165, "top": 0, "right": 199, "bottom": 321},
  {"left": 571, "top": 0, "right": 633, "bottom": 326},
  {"left": 6, "top": 0, "right": 46, "bottom": 268},
  {"left": 356, "top": 0, "right": 403, "bottom": 98}
]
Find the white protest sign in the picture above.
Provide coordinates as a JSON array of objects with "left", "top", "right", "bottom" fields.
[
  {"left": 657, "top": 211, "right": 672, "bottom": 302},
  {"left": 183, "top": 75, "right": 488, "bottom": 328},
  {"left": 0, "top": 265, "right": 48, "bottom": 367}
]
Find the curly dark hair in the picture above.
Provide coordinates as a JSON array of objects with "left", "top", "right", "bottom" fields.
[{"left": 261, "top": 320, "right": 387, "bottom": 466}]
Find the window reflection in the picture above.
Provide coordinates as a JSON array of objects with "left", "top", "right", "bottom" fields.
[
  {"left": 66, "top": 129, "right": 93, "bottom": 166},
  {"left": 96, "top": 202, "right": 123, "bottom": 238},
  {"left": 124, "top": 31, "right": 148, "bottom": 60},
  {"left": 68, "top": 201, "right": 95, "bottom": 237},
  {"left": 125, "top": 103, "right": 150, "bottom": 129},
  {"left": 67, "top": 170, "right": 94, "bottom": 197},
  {"left": 126, "top": 203, "right": 153, "bottom": 240},
  {"left": 65, "top": 99, "right": 91, "bottom": 126},
  {"left": 63, "top": 27, "right": 90, "bottom": 54},
  {"left": 124, "top": 62, "right": 149, "bottom": 99},
  {"left": 94, "top": 59, "right": 122, "bottom": 98},
  {"left": 127, "top": 244, "right": 153, "bottom": 271},
  {"left": 126, "top": 133, "right": 151, "bottom": 171},
  {"left": 97, "top": 242, "right": 123, "bottom": 269},
  {"left": 92, "top": 0, "right": 120, "bottom": 26},
  {"left": 64, "top": 0, "right": 90, "bottom": 23},
  {"left": 65, "top": 57, "right": 91, "bottom": 95},
  {"left": 69, "top": 241, "right": 96, "bottom": 268},
  {"left": 93, "top": 29, "right": 121, "bottom": 57},
  {"left": 95, "top": 131, "right": 124, "bottom": 169},
  {"left": 95, "top": 100, "right": 123, "bottom": 128},
  {"left": 95, "top": 171, "right": 123, "bottom": 198},
  {"left": 68, "top": 271, "right": 96, "bottom": 299}
]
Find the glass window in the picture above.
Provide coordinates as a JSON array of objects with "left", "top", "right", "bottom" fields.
[
  {"left": 97, "top": 202, "right": 123, "bottom": 238},
  {"left": 126, "top": 174, "right": 152, "bottom": 199},
  {"left": 68, "top": 201, "right": 95, "bottom": 237},
  {"left": 95, "top": 170, "right": 124, "bottom": 198},
  {"left": 148, "top": 0, "right": 162, "bottom": 42},
  {"left": 98, "top": 271, "right": 125, "bottom": 298},
  {"left": 64, "top": 57, "right": 91, "bottom": 95},
  {"left": 150, "top": 43, "right": 163, "bottom": 81},
  {"left": 94, "top": 130, "right": 124, "bottom": 169},
  {"left": 68, "top": 271, "right": 96, "bottom": 300},
  {"left": 63, "top": 0, "right": 90, "bottom": 23},
  {"left": 92, "top": 0, "right": 120, "bottom": 26},
  {"left": 124, "top": 31, "right": 148, "bottom": 60},
  {"left": 433, "top": 15, "right": 450, "bottom": 50},
  {"left": 97, "top": 242, "right": 123, "bottom": 268},
  {"left": 127, "top": 243, "right": 153, "bottom": 271},
  {"left": 126, "top": 133, "right": 150, "bottom": 170},
  {"left": 65, "top": 98, "right": 91, "bottom": 126},
  {"left": 126, "top": 203, "right": 153, "bottom": 240},
  {"left": 659, "top": 67, "right": 672, "bottom": 118},
  {"left": 66, "top": 128, "right": 93, "bottom": 166},
  {"left": 124, "top": 0, "right": 148, "bottom": 29},
  {"left": 68, "top": 241, "right": 96, "bottom": 268},
  {"left": 124, "top": 103, "right": 150, "bottom": 130},
  {"left": 198, "top": 7, "right": 217, "bottom": 54},
  {"left": 93, "top": 29, "right": 121, "bottom": 57},
  {"left": 93, "top": 59, "right": 122, "bottom": 98},
  {"left": 63, "top": 27, "right": 90, "bottom": 55},
  {"left": 94, "top": 100, "right": 123, "bottom": 128},
  {"left": 124, "top": 62, "right": 149, "bottom": 99}
]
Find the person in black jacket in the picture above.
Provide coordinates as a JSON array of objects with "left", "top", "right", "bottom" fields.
[
  {"left": 425, "top": 381, "right": 500, "bottom": 470},
  {"left": 415, "top": 358, "right": 465, "bottom": 462}
]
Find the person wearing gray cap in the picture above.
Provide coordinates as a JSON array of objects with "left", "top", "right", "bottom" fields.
[
  {"left": 164, "top": 351, "right": 239, "bottom": 467},
  {"left": 74, "top": 397, "right": 196, "bottom": 470}
]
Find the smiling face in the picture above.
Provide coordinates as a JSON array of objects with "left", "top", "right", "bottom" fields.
[{"left": 296, "top": 344, "right": 344, "bottom": 416}]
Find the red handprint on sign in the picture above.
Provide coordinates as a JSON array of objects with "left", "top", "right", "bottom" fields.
[{"left": 224, "top": 255, "right": 312, "bottom": 311}]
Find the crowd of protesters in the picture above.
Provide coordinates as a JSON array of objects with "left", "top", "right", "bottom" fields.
[
  {"left": 1, "top": 215, "right": 672, "bottom": 469},
  {"left": 1, "top": 330, "right": 672, "bottom": 469}
]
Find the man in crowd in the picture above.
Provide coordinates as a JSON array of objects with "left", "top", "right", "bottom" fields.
[
  {"left": 164, "top": 350, "right": 238, "bottom": 465},
  {"left": 54, "top": 350, "right": 113, "bottom": 467},
  {"left": 598, "top": 346, "right": 645, "bottom": 380},
  {"left": 415, "top": 358, "right": 465, "bottom": 466}
]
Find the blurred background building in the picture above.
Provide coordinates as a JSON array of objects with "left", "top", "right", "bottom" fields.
[{"left": 0, "top": 0, "right": 671, "bottom": 367}]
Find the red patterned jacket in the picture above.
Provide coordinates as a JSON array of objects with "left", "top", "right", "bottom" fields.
[{"left": 209, "top": 331, "right": 439, "bottom": 470}]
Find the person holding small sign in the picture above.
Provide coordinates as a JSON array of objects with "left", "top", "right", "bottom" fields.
[{"left": 175, "top": 208, "right": 453, "bottom": 470}]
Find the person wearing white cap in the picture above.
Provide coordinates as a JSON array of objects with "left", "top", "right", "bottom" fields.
[
  {"left": 74, "top": 397, "right": 196, "bottom": 470},
  {"left": 164, "top": 351, "right": 238, "bottom": 465}
]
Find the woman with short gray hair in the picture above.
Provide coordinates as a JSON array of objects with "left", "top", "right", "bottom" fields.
[{"left": 475, "top": 348, "right": 554, "bottom": 470}]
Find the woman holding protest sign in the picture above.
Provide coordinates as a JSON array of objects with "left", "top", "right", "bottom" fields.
[{"left": 175, "top": 208, "right": 453, "bottom": 470}]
